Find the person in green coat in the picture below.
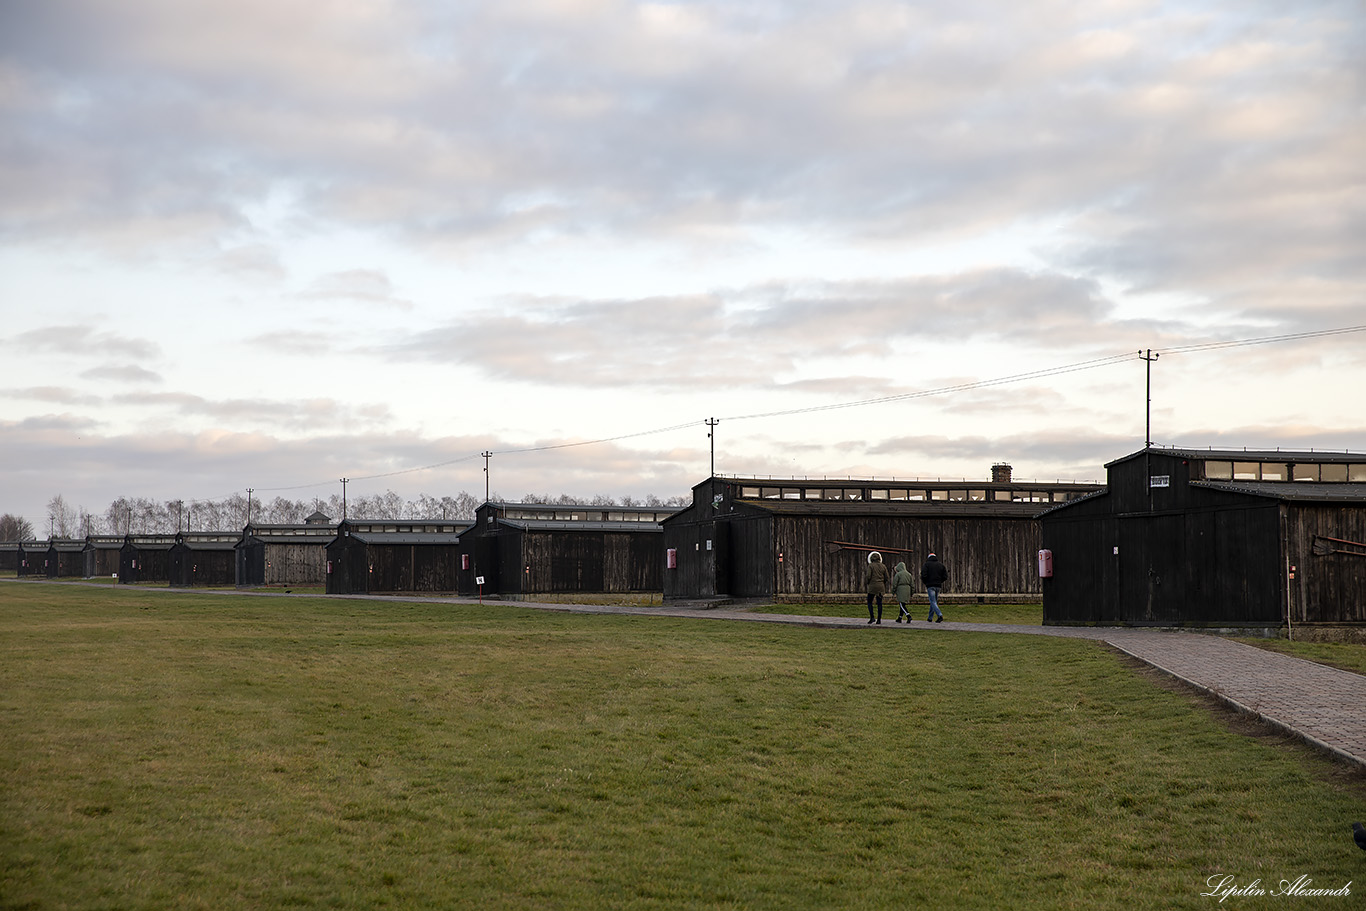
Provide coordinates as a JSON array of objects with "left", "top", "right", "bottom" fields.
[
  {"left": 864, "top": 552, "right": 891, "bottom": 624},
  {"left": 891, "top": 560, "right": 915, "bottom": 622}
]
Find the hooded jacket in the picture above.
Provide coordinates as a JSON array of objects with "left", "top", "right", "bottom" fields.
[
  {"left": 864, "top": 552, "right": 891, "bottom": 595},
  {"left": 892, "top": 561, "right": 915, "bottom": 603}
]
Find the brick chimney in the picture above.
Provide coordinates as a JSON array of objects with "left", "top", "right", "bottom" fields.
[{"left": 991, "top": 463, "right": 1012, "bottom": 484}]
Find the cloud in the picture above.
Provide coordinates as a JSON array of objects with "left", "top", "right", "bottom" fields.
[
  {"left": 299, "top": 269, "right": 413, "bottom": 310},
  {"left": 8, "top": 412, "right": 104, "bottom": 433},
  {"left": 2, "top": 386, "right": 105, "bottom": 407},
  {"left": 12, "top": 326, "right": 161, "bottom": 361},
  {"left": 2, "top": 0, "right": 1358, "bottom": 321},
  {"left": 370, "top": 267, "right": 1203, "bottom": 388},
  {"left": 80, "top": 364, "right": 163, "bottom": 384},
  {"left": 105, "top": 391, "right": 396, "bottom": 431},
  {"left": 0, "top": 418, "right": 705, "bottom": 526},
  {"left": 0, "top": 0, "right": 1360, "bottom": 528},
  {"left": 209, "top": 243, "right": 288, "bottom": 280},
  {"left": 242, "top": 330, "right": 344, "bottom": 357}
]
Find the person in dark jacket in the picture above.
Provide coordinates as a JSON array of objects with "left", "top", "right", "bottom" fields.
[
  {"left": 920, "top": 552, "right": 947, "bottom": 622},
  {"left": 865, "top": 552, "right": 890, "bottom": 624},
  {"left": 891, "top": 560, "right": 915, "bottom": 622}
]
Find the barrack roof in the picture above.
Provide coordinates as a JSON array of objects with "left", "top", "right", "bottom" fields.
[
  {"left": 1190, "top": 480, "right": 1366, "bottom": 502},
  {"left": 1108, "top": 447, "right": 1365, "bottom": 468}
]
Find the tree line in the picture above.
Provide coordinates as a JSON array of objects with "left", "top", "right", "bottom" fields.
[{"left": 1, "top": 489, "right": 690, "bottom": 541}]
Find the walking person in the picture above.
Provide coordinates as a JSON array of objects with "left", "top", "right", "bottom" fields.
[
  {"left": 892, "top": 560, "right": 915, "bottom": 622},
  {"left": 920, "top": 552, "right": 947, "bottom": 622},
  {"left": 865, "top": 552, "right": 890, "bottom": 624}
]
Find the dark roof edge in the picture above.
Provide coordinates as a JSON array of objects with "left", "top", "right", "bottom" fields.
[{"left": 1108, "top": 446, "right": 1366, "bottom": 468}]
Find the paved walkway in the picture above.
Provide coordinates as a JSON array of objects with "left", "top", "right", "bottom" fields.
[{"left": 11, "top": 580, "right": 1366, "bottom": 768}]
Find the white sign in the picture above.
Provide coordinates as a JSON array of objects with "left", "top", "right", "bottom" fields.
[
  {"left": 1149, "top": 475, "right": 1170, "bottom": 488},
  {"left": 475, "top": 575, "right": 485, "bottom": 585}
]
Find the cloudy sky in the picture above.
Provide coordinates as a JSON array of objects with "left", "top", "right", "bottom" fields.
[{"left": 2, "top": 0, "right": 1364, "bottom": 528}]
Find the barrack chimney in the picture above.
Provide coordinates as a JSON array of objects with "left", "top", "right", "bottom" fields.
[{"left": 991, "top": 463, "right": 1013, "bottom": 484}]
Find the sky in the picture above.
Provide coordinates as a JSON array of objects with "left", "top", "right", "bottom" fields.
[{"left": 2, "top": 0, "right": 1364, "bottom": 530}]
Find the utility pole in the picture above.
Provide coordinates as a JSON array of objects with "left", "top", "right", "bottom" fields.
[
  {"left": 246, "top": 488, "right": 254, "bottom": 525},
  {"left": 705, "top": 418, "right": 719, "bottom": 478},
  {"left": 1141, "top": 349, "right": 1159, "bottom": 451},
  {"left": 339, "top": 478, "right": 349, "bottom": 520},
  {"left": 1140, "top": 349, "right": 1160, "bottom": 510},
  {"left": 482, "top": 451, "right": 493, "bottom": 504}
]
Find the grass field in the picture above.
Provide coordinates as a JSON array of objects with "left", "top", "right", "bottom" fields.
[{"left": 2, "top": 581, "right": 1363, "bottom": 910}]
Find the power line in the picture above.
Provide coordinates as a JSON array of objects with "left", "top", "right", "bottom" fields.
[
  {"left": 277, "top": 324, "right": 1365, "bottom": 487},
  {"left": 28, "top": 323, "right": 1358, "bottom": 516},
  {"left": 1162, "top": 324, "right": 1366, "bottom": 354},
  {"left": 494, "top": 419, "right": 706, "bottom": 455},
  {"left": 719, "top": 351, "right": 1138, "bottom": 423},
  {"left": 227, "top": 352, "right": 1139, "bottom": 496}
]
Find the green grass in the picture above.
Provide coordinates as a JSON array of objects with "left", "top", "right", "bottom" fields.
[
  {"left": 514, "top": 592, "right": 665, "bottom": 607},
  {"left": 1237, "top": 638, "right": 1366, "bottom": 676},
  {"left": 750, "top": 600, "right": 1042, "bottom": 625},
  {"left": 1, "top": 581, "right": 1363, "bottom": 910}
]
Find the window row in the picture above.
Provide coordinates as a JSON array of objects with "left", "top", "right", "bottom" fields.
[
  {"left": 1202, "top": 461, "right": 1366, "bottom": 483},
  {"left": 499, "top": 509, "right": 675, "bottom": 523},
  {"left": 737, "top": 486, "right": 1086, "bottom": 504}
]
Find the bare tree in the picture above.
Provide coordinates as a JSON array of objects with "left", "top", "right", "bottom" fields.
[
  {"left": 410, "top": 494, "right": 442, "bottom": 519},
  {"left": 448, "top": 491, "right": 479, "bottom": 520},
  {"left": 46, "top": 494, "right": 78, "bottom": 537},
  {"left": 76, "top": 506, "right": 101, "bottom": 535},
  {"left": 0, "top": 514, "right": 35, "bottom": 541},
  {"left": 78, "top": 486, "right": 681, "bottom": 537}
]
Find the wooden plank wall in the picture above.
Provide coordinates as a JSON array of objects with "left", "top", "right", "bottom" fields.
[
  {"left": 727, "top": 516, "right": 775, "bottom": 597},
  {"left": 119, "top": 546, "right": 171, "bottom": 584},
  {"left": 169, "top": 547, "right": 236, "bottom": 587},
  {"left": 1044, "top": 501, "right": 1286, "bottom": 625},
  {"left": 48, "top": 547, "right": 85, "bottom": 577},
  {"left": 662, "top": 521, "right": 723, "bottom": 599},
  {"left": 367, "top": 544, "right": 461, "bottom": 592},
  {"left": 1293, "top": 504, "right": 1366, "bottom": 624},
  {"left": 262, "top": 542, "right": 329, "bottom": 586},
  {"left": 324, "top": 538, "right": 366, "bottom": 594},
  {"left": 85, "top": 547, "right": 121, "bottom": 578},
  {"left": 774, "top": 515, "right": 1042, "bottom": 598},
  {"left": 505, "top": 531, "right": 663, "bottom": 594}
]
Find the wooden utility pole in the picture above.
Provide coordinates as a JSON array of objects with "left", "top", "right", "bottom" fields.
[
  {"left": 705, "top": 418, "right": 719, "bottom": 477},
  {"left": 1140, "top": 349, "right": 1159, "bottom": 510}
]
